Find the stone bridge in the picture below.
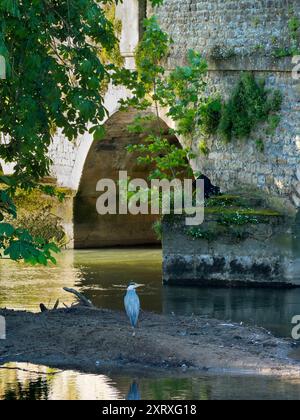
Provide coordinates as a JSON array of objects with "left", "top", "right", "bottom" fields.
[{"left": 1, "top": 0, "right": 300, "bottom": 249}]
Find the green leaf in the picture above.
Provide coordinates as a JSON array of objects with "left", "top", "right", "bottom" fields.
[
  {"left": 0, "top": 176, "right": 16, "bottom": 187},
  {"left": 0, "top": 223, "right": 15, "bottom": 236},
  {"left": 93, "top": 125, "right": 106, "bottom": 141},
  {"left": 37, "top": 253, "right": 48, "bottom": 266}
]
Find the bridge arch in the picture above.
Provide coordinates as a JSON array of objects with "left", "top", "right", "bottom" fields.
[{"left": 73, "top": 109, "right": 180, "bottom": 248}]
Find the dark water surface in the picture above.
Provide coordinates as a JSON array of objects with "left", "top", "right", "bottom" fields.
[{"left": 1, "top": 248, "right": 300, "bottom": 400}]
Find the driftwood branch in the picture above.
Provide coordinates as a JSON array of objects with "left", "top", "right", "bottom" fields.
[
  {"left": 53, "top": 299, "right": 60, "bottom": 310},
  {"left": 40, "top": 303, "right": 48, "bottom": 313},
  {"left": 40, "top": 299, "right": 60, "bottom": 313},
  {"left": 63, "top": 288, "right": 94, "bottom": 308}
]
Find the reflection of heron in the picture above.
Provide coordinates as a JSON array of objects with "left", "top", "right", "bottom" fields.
[
  {"left": 126, "top": 381, "right": 141, "bottom": 400},
  {"left": 124, "top": 282, "right": 143, "bottom": 336}
]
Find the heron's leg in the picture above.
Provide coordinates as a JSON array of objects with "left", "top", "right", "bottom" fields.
[{"left": 132, "top": 327, "right": 136, "bottom": 337}]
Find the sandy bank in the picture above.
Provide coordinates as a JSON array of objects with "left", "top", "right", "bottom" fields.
[{"left": 0, "top": 307, "right": 299, "bottom": 378}]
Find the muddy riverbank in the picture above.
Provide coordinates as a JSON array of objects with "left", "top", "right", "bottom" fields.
[{"left": 0, "top": 307, "right": 300, "bottom": 378}]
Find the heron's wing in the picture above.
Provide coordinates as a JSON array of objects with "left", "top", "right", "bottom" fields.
[{"left": 124, "top": 292, "right": 140, "bottom": 328}]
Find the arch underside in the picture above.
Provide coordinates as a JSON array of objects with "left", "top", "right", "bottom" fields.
[{"left": 74, "top": 110, "right": 178, "bottom": 249}]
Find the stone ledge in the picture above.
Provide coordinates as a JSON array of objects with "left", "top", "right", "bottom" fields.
[{"left": 162, "top": 198, "right": 300, "bottom": 287}]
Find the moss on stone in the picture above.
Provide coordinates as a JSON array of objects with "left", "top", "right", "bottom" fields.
[
  {"left": 183, "top": 192, "right": 284, "bottom": 243},
  {"left": 204, "top": 192, "right": 283, "bottom": 218},
  {"left": 205, "top": 207, "right": 282, "bottom": 217}
]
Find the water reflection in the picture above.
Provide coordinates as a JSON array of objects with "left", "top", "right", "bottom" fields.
[
  {"left": 0, "top": 363, "right": 121, "bottom": 400},
  {"left": 126, "top": 381, "right": 141, "bottom": 400},
  {"left": 1, "top": 363, "right": 300, "bottom": 400},
  {"left": 4, "top": 377, "right": 50, "bottom": 400}
]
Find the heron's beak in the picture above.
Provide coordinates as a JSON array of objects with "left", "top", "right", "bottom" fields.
[{"left": 134, "top": 284, "right": 144, "bottom": 288}]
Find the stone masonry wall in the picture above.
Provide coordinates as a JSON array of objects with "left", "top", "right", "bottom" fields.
[
  {"left": 155, "top": 0, "right": 300, "bottom": 214},
  {"left": 48, "top": 131, "right": 79, "bottom": 186},
  {"left": 155, "top": 0, "right": 300, "bottom": 61}
]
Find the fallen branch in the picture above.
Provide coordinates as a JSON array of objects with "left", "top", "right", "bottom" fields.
[
  {"left": 40, "top": 303, "right": 48, "bottom": 313},
  {"left": 63, "top": 288, "right": 94, "bottom": 308},
  {"left": 40, "top": 299, "right": 60, "bottom": 312},
  {"left": 53, "top": 299, "right": 59, "bottom": 310}
]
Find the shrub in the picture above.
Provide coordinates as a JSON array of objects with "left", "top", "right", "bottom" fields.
[{"left": 218, "top": 73, "right": 282, "bottom": 142}]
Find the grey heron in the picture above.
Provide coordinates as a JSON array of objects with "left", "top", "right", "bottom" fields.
[{"left": 124, "top": 282, "right": 143, "bottom": 336}]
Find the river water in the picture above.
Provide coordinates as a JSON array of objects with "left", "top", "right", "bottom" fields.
[{"left": 1, "top": 248, "right": 300, "bottom": 400}]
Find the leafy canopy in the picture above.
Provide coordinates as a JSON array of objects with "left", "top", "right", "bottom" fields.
[
  {"left": 0, "top": 0, "right": 123, "bottom": 263},
  {"left": 0, "top": 0, "right": 120, "bottom": 181}
]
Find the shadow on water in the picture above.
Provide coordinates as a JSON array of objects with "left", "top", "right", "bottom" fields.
[{"left": 162, "top": 286, "right": 300, "bottom": 337}]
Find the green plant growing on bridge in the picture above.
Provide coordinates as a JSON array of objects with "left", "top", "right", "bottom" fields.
[
  {"left": 273, "top": 14, "right": 300, "bottom": 58},
  {"left": 153, "top": 220, "right": 163, "bottom": 241},
  {"left": 187, "top": 226, "right": 218, "bottom": 241},
  {"left": 218, "top": 73, "right": 283, "bottom": 142},
  {"left": 198, "top": 139, "right": 209, "bottom": 157},
  {"left": 100, "top": 4, "right": 124, "bottom": 69},
  {"left": 217, "top": 212, "right": 260, "bottom": 226},
  {"left": 209, "top": 44, "right": 236, "bottom": 61},
  {"left": 146, "top": 0, "right": 165, "bottom": 6},
  {"left": 199, "top": 97, "right": 223, "bottom": 136},
  {"left": 185, "top": 192, "right": 282, "bottom": 242},
  {"left": 256, "top": 139, "right": 265, "bottom": 153}
]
